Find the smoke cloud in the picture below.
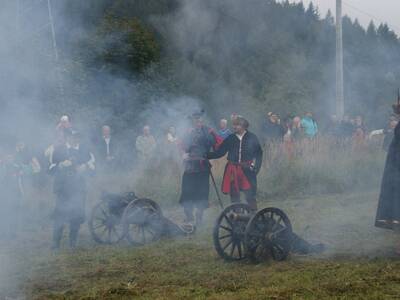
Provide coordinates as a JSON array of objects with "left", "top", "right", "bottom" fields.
[{"left": 0, "top": 0, "right": 399, "bottom": 297}]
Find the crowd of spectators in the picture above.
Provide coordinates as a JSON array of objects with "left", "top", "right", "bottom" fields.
[
  {"left": 0, "top": 112, "right": 398, "bottom": 183},
  {"left": 0, "top": 110, "right": 398, "bottom": 240},
  {"left": 1, "top": 110, "right": 398, "bottom": 195}
]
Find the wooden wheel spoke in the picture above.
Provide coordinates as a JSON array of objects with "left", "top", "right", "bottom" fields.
[
  {"left": 271, "top": 244, "right": 286, "bottom": 258},
  {"left": 249, "top": 230, "right": 264, "bottom": 239},
  {"left": 237, "top": 242, "right": 243, "bottom": 258},
  {"left": 93, "top": 222, "right": 106, "bottom": 230},
  {"left": 111, "top": 226, "right": 119, "bottom": 236},
  {"left": 94, "top": 216, "right": 107, "bottom": 223},
  {"left": 145, "top": 228, "right": 155, "bottom": 239},
  {"left": 260, "top": 213, "right": 267, "bottom": 222},
  {"left": 272, "top": 226, "right": 288, "bottom": 237},
  {"left": 141, "top": 226, "right": 146, "bottom": 243},
  {"left": 219, "top": 225, "right": 232, "bottom": 232},
  {"left": 223, "top": 214, "right": 233, "bottom": 227},
  {"left": 101, "top": 225, "right": 109, "bottom": 234},
  {"left": 230, "top": 241, "right": 236, "bottom": 257},
  {"left": 219, "top": 233, "right": 232, "bottom": 240},
  {"left": 222, "top": 239, "right": 233, "bottom": 251},
  {"left": 271, "top": 221, "right": 279, "bottom": 232},
  {"left": 272, "top": 242, "right": 284, "bottom": 251},
  {"left": 107, "top": 227, "right": 112, "bottom": 242},
  {"left": 100, "top": 207, "right": 109, "bottom": 218}
]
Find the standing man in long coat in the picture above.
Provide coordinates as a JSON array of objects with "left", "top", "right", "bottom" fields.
[
  {"left": 375, "top": 103, "right": 400, "bottom": 253},
  {"left": 51, "top": 129, "right": 94, "bottom": 249},
  {"left": 207, "top": 116, "right": 262, "bottom": 211},
  {"left": 179, "top": 111, "right": 220, "bottom": 226}
]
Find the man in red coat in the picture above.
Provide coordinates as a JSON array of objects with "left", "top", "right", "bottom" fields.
[{"left": 207, "top": 116, "right": 263, "bottom": 210}]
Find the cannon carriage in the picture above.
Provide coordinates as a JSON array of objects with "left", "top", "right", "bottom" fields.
[
  {"left": 89, "top": 192, "right": 194, "bottom": 245},
  {"left": 90, "top": 192, "right": 319, "bottom": 262},
  {"left": 213, "top": 203, "right": 293, "bottom": 263}
]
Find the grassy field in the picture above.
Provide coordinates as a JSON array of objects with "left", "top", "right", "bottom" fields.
[{"left": 1, "top": 190, "right": 400, "bottom": 300}]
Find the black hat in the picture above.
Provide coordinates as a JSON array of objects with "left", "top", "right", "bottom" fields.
[{"left": 190, "top": 109, "right": 205, "bottom": 119}]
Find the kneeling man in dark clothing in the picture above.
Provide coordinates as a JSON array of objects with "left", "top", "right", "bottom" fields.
[
  {"left": 51, "top": 129, "right": 94, "bottom": 249},
  {"left": 208, "top": 116, "right": 263, "bottom": 211}
]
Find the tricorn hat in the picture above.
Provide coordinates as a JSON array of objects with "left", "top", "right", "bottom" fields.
[{"left": 190, "top": 109, "right": 205, "bottom": 119}]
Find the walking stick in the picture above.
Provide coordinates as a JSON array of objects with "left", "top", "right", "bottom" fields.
[{"left": 210, "top": 169, "right": 224, "bottom": 209}]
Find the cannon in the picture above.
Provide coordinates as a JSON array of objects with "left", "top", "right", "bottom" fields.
[
  {"left": 213, "top": 203, "right": 293, "bottom": 263},
  {"left": 89, "top": 192, "right": 194, "bottom": 245}
]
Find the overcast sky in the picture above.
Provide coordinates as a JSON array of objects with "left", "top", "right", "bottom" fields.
[{"left": 284, "top": 0, "right": 400, "bottom": 33}]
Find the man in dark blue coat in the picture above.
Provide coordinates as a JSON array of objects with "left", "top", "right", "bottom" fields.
[
  {"left": 179, "top": 111, "right": 219, "bottom": 226},
  {"left": 51, "top": 129, "right": 94, "bottom": 249},
  {"left": 208, "top": 116, "right": 263, "bottom": 210}
]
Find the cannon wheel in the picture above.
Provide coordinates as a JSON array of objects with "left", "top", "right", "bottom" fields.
[
  {"left": 244, "top": 207, "right": 292, "bottom": 263},
  {"left": 89, "top": 200, "right": 125, "bottom": 244},
  {"left": 213, "top": 203, "right": 253, "bottom": 261},
  {"left": 122, "top": 198, "right": 164, "bottom": 246}
]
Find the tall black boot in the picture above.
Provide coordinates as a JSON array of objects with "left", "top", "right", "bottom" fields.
[
  {"left": 183, "top": 203, "right": 194, "bottom": 223},
  {"left": 244, "top": 189, "right": 258, "bottom": 212},
  {"left": 52, "top": 223, "right": 64, "bottom": 250},
  {"left": 195, "top": 208, "right": 204, "bottom": 227},
  {"left": 69, "top": 223, "right": 80, "bottom": 249}
]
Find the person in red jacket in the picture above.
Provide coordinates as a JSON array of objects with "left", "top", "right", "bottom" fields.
[{"left": 207, "top": 116, "right": 263, "bottom": 211}]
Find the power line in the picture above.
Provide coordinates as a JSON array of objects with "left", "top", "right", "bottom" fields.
[{"left": 343, "top": 0, "right": 400, "bottom": 33}]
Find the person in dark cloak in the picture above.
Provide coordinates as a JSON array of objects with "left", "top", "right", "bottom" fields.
[
  {"left": 0, "top": 144, "right": 22, "bottom": 239},
  {"left": 179, "top": 111, "right": 220, "bottom": 226},
  {"left": 375, "top": 103, "right": 400, "bottom": 253},
  {"left": 50, "top": 129, "right": 95, "bottom": 249},
  {"left": 383, "top": 118, "right": 398, "bottom": 152},
  {"left": 207, "top": 116, "right": 262, "bottom": 211}
]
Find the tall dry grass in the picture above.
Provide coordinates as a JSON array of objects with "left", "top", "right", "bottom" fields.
[
  {"left": 258, "top": 136, "right": 386, "bottom": 199},
  {"left": 117, "top": 135, "right": 387, "bottom": 206},
  {"left": 19, "top": 134, "right": 387, "bottom": 213}
]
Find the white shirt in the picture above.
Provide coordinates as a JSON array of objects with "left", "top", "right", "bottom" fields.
[
  {"left": 235, "top": 131, "right": 247, "bottom": 163},
  {"left": 104, "top": 136, "right": 111, "bottom": 156},
  {"left": 66, "top": 143, "right": 79, "bottom": 150}
]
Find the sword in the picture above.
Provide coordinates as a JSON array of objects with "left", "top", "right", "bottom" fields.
[{"left": 210, "top": 169, "right": 224, "bottom": 209}]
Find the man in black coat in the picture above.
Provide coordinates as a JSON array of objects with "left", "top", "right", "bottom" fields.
[
  {"left": 376, "top": 103, "right": 400, "bottom": 253},
  {"left": 262, "top": 112, "right": 285, "bottom": 143},
  {"left": 95, "top": 125, "right": 118, "bottom": 171},
  {"left": 208, "top": 116, "right": 263, "bottom": 210},
  {"left": 51, "top": 129, "right": 94, "bottom": 249},
  {"left": 179, "top": 111, "right": 219, "bottom": 225}
]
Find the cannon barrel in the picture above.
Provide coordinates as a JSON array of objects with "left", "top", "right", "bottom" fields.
[{"left": 228, "top": 212, "right": 251, "bottom": 223}]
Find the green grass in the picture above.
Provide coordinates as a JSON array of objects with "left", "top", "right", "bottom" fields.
[{"left": 1, "top": 191, "right": 400, "bottom": 299}]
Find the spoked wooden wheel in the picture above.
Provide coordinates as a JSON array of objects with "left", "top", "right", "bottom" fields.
[
  {"left": 213, "top": 203, "right": 253, "bottom": 261},
  {"left": 89, "top": 200, "right": 125, "bottom": 244},
  {"left": 122, "top": 198, "right": 164, "bottom": 246},
  {"left": 244, "top": 207, "right": 292, "bottom": 263}
]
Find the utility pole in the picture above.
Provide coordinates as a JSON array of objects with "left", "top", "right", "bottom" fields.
[
  {"left": 47, "top": 0, "right": 65, "bottom": 99},
  {"left": 336, "top": 0, "right": 344, "bottom": 119},
  {"left": 15, "top": 0, "right": 64, "bottom": 102}
]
